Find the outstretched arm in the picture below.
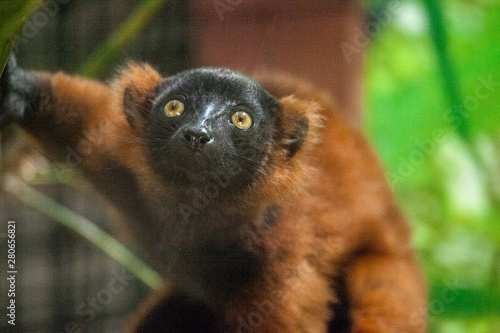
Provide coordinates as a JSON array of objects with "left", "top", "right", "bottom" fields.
[
  {"left": 0, "top": 54, "right": 126, "bottom": 169},
  {"left": 0, "top": 55, "right": 162, "bottom": 224},
  {"left": 1, "top": 55, "right": 111, "bottom": 157}
]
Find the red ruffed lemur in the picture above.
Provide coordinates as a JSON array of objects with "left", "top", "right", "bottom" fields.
[{"left": 0, "top": 54, "right": 427, "bottom": 332}]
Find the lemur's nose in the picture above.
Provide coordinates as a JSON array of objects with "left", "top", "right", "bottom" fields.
[{"left": 183, "top": 126, "right": 212, "bottom": 151}]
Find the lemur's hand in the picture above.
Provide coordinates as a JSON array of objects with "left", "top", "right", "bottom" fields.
[{"left": 0, "top": 54, "right": 40, "bottom": 129}]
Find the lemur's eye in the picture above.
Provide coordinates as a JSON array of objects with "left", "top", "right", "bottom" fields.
[
  {"left": 164, "top": 100, "right": 184, "bottom": 117},
  {"left": 231, "top": 111, "right": 253, "bottom": 130}
]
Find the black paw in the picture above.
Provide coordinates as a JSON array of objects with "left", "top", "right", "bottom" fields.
[
  {"left": 0, "top": 54, "right": 39, "bottom": 129},
  {"left": 1, "top": 54, "right": 17, "bottom": 128}
]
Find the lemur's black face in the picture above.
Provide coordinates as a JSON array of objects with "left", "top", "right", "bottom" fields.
[{"left": 147, "top": 68, "right": 278, "bottom": 190}]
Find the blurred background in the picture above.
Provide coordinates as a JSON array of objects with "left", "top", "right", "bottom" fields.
[{"left": 0, "top": 0, "right": 499, "bottom": 332}]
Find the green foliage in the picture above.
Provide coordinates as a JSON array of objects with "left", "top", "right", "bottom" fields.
[
  {"left": 364, "top": 0, "right": 500, "bottom": 331},
  {"left": 78, "top": 0, "right": 167, "bottom": 78},
  {"left": 0, "top": 0, "right": 42, "bottom": 73}
]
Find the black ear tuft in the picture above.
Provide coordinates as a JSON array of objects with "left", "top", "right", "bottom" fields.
[
  {"left": 282, "top": 116, "right": 309, "bottom": 159},
  {"left": 276, "top": 95, "right": 321, "bottom": 160},
  {"left": 123, "top": 87, "right": 137, "bottom": 127},
  {"left": 122, "top": 86, "right": 155, "bottom": 129},
  {"left": 116, "top": 63, "right": 162, "bottom": 129}
]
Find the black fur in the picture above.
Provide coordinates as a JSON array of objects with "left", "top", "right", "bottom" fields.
[
  {"left": 144, "top": 68, "right": 279, "bottom": 192},
  {"left": 134, "top": 290, "right": 223, "bottom": 333},
  {"left": 0, "top": 54, "right": 42, "bottom": 128}
]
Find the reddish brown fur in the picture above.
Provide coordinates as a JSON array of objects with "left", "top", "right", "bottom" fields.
[
  {"left": 257, "top": 72, "right": 427, "bottom": 331},
  {"left": 13, "top": 64, "right": 426, "bottom": 332}
]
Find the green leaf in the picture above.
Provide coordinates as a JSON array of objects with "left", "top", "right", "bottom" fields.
[
  {"left": 0, "top": 0, "right": 42, "bottom": 75},
  {"left": 429, "top": 284, "right": 500, "bottom": 318},
  {"left": 78, "top": 0, "right": 167, "bottom": 78}
]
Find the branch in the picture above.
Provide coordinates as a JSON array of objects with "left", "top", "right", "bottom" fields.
[{"left": 2, "top": 174, "right": 163, "bottom": 290}]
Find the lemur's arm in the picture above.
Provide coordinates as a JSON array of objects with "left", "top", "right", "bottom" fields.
[
  {"left": 0, "top": 55, "right": 162, "bottom": 222},
  {"left": 1, "top": 55, "right": 112, "bottom": 157}
]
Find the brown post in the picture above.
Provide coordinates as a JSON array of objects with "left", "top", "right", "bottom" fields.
[{"left": 188, "top": 0, "right": 365, "bottom": 125}]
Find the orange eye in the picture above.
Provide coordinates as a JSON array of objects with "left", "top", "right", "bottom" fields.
[
  {"left": 164, "top": 100, "right": 184, "bottom": 117},
  {"left": 231, "top": 111, "right": 252, "bottom": 130}
]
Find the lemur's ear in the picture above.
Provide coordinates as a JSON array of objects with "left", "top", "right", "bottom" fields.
[
  {"left": 113, "top": 62, "right": 162, "bottom": 129},
  {"left": 122, "top": 86, "right": 143, "bottom": 128},
  {"left": 282, "top": 115, "right": 309, "bottom": 159},
  {"left": 276, "top": 96, "right": 322, "bottom": 159}
]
